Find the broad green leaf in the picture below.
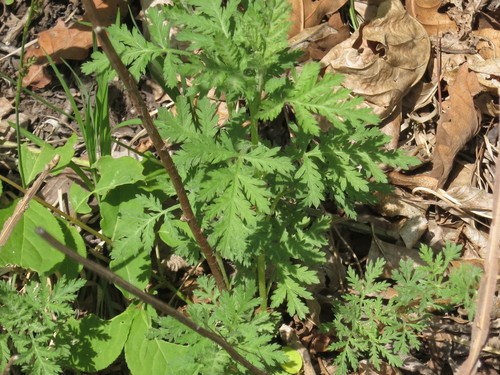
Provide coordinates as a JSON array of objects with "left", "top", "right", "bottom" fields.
[
  {"left": 0, "top": 200, "right": 64, "bottom": 275},
  {"left": 69, "top": 183, "right": 92, "bottom": 214},
  {"left": 56, "top": 217, "right": 86, "bottom": 278},
  {"left": 99, "top": 185, "right": 141, "bottom": 238},
  {"left": 20, "top": 134, "right": 77, "bottom": 185},
  {"left": 61, "top": 305, "right": 135, "bottom": 372},
  {"left": 158, "top": 219, "right": 190, "bottom": 248},
  {"left": 125, "top": 307, "right": 191, "bottom": 375},
  {"left": 94, "top": 156, "right": 144, "bottom": 197},
  {"left": 110, "top": 250, "right": 151, "bottom": 299},
  {"left": 280, "top": 347, "right": 303, "bottom": 374}
]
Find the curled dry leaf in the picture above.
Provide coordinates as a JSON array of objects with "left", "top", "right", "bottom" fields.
[
  {"left": 0, "top": 97, "right": 12, "bottom": 119},
  {"left": 467, "top": 56, "right": 500, "bottom": 94},
  {"left": 462, "top": 225, "right": 488, "bottom": 259},
  {"left": 406, "top": 0, "right": 458, "bottom": 36},
  {"left": 23, "top": 20, "right": 93, "bottom": 88},
  {"left": 367, "top": 237, "right": 426, "bottom": 277},
  {"left": 429, "top": 63, "right": 482, "bottom": 187},
  {"left": 288, "top": 0, "right": 348, "bottom": 38},
  {"left": 399, "top": 215, "right": 428, "bottom": 249},
  {"left": 445, "top": 0, "right": 483, "bottom": 39},
  {"left": 445, "top": 185, "right": 493, "bottom": 219},
  {"left": 289, "top": 17, "right": 350, "bottom": 61},
  {"left": 320, "top": 0, "right": 430, "bottom": 120},
  {"left": 473, "top": 28, "right": 500, "bottom": 60},
  {"left": 22, "top": 0, "right": 125, "bottom": 88}
]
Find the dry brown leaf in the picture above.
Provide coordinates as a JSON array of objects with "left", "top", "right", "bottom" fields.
[
  {"left": 388, "top": 170, "right": 438, "bottom": 189},
  {"left": 474, "top": 28, "right": 500, "bottom": 60},
  {"left": 375, "top": 189, "right": 428, "bottom": 218},
  {"left": 462, "top": 225, "right": 488, "bottom": 259},
  {"left": 23, "top": 21, "right": 93, "bottom": 88},
  {"left": 0, "top": 97, "right": 12, "bottom": 119},
  {"left": 288, "top": 0, "right": 348, "bottom": 38},
  {"left": 288, "top": 20, "right": 350, "bottom": 61},
  {"left": 399, "top": 215, "right": 428, "bottom": 248},
  {"left": 23, "top": 0, "right": 125, "bottom": 88},
  {"left": 429, "top": 63, "right": 482, "bottom": 187},
  {"left": 320, "top": 0, "right": 430, "bottom": 120},
  {"left": 475, "top": 92, "right": 499, "bottom": 117},
  {"left": 446, "top": 185, "right": 493, "bottom": 218},
  {"left": 367, "top": 237, "right": 425, "bottom": 277},
  {"left": 467, "top": 56, "right": 500, "bottom": 94},
  {"left": 406, "top": 0, "right": 458, "bottom": 36}
]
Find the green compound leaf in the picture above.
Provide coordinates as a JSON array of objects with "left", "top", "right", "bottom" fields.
[
  {"left": 61, "top": 305, "right": 135, "bottom": 372},
  {"left": 94, "top": 156, "right": 144, "bottom": 197},
  {"left": 280, "top": 347, "right": 303, "bottom": 374},
  {"left": 125, "top": 307, "right": 190, "bottom": 375},
  {"left": 111, "top": 194, "right": 164, "bottom": 260}
]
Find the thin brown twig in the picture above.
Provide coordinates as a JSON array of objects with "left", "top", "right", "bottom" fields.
[
  {"left": 1, "top": 354, "right": 19, "bottom": 375},
  {"left": 80, "top": 0, "right": 227, "bottom": 292},
  {"left": 457, "top": 152, "right": 500, "bottom": 375},
  {"left": 35, "top": 228, "right": 266, "bottom": 375},
  {"left": 0, "top": 155, "right": 59, "bottom": 246}
]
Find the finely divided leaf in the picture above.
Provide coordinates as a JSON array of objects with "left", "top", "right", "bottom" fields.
[
  {"left": 295, "top": 147, "right": 324, "bottom": 207},
  {"left": 271, "top": 264, "right": 319, "bottom": 319},
  {"left": 112, "top": 194, "right": 164, "bottom": 260}
]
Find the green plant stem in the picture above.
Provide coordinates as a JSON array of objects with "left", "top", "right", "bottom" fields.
[
  {"left": 14, "top": 4, "right": 40, "bottom": 188},
  {"left": 81, "top": 0, "right": 227, "bottom": 292},
  {"left": 349, "top": 0, "right": 359, "bottom": 30},
  {"left": 257, "top": 253, "right": 267, "bottom": 311},
  {"left": 36, "top": 228, "right": 266, "bottom": 375},
  {"left": 248, "top": 81, "right": 267, "bottom": 311}
]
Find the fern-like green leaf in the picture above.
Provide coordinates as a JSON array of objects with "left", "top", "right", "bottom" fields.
[
  {"left": 271, "top": 264, "right": 318, "bottom": 319},
  {"left": 294, "top": 147, "right": 324, "bottom": 207},
  {"left": 112, "top": 194, "right": 165, "bottom": 260}
]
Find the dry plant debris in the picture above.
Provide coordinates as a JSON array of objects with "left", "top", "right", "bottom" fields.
[{"left": 22, "top": 0, "right": 126, "bottom": 88}]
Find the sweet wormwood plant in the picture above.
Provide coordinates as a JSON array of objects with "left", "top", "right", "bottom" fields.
[
  {"left": 0, "top": 277, "right": 85, "bottom": 374},
  {"left": 150, "top": 276, "right": 287, "bottom": 373},
  {"left": 328, "top": 242, "right": 482, "bottom": 374},
  {"left": 77, "top": 0, "right": 416, "bottom": 372}
]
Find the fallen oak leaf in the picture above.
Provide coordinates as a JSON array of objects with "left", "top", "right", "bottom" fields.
[
  {"left": 22, "top": 0, "right": 126, "bottom": 88},
  {"left": 22, "top": 20, "right": 93, "bottom": 88},
  {"left": 429, "top": 62, "right": 482, "bottom": 188},
  {"left": 320, "top": 0, "right": 430, "bottom": 121},
  {"left": 473, "top": 28, "right": 500, "bottom": 60},
  {"left": 288, "top": 0, "right": 348, "bottom": 38},
  {"left": 406, "top": 0, "right": 458, "bottom": 36}
]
